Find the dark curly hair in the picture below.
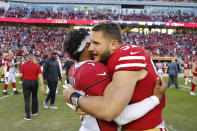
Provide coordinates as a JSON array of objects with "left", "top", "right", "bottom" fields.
[{"left": 63, "top": 28, "right": 89, "bottom": 61}]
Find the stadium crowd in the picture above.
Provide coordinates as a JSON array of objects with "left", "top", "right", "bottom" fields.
[
  {"left": 0, "top": 6, "right": 196, "bottom": 23},
  {"left": 122, "top": 31, "right": 197, "bottom": 58},
  {"left": 0, "top": 25, "right": 67, "bottom": 59},
  {"left": 0, "top": 25, "right": 196, "bottom": 61}
]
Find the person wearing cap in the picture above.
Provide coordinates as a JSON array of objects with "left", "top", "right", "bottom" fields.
[
  {"left": 45, "top": 55, "right": 62, "bottom": 94},
  {"left": 19, "top": 54, "right": 45, "bottom": 120},
  {"left": 43, "top": 51, "right": 62, "bottom": 109}
]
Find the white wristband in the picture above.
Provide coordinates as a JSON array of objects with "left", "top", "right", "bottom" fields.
[
  {"left": 150, "top": 96, "right": 160, "bottom": 105},
  {"left": 114, "top": 95, "right": 160, "bottom": 125}
]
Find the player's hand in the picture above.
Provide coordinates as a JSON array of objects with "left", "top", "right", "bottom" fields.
[
  {"left": 76, "top": 108, "right": 87, "bottom": 115},
  {"left": 63, "top": 84, "right": 75, "bottom": 104},
  {"left": 44, "top": 80, "right": 47, "bottom": 84},
  {"left": 153, "top": 77, "right": 166, "bottom": 101},
  {"left": 19, "top": 77, "right": 23, "bottom": 81},
  {"left": 40, "top": 85, "right": 45, "bottom": 92}
]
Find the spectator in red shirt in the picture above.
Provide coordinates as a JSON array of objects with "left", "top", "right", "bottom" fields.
[{"left": 19, "top": 53, "right": 44, "bottom": 121}]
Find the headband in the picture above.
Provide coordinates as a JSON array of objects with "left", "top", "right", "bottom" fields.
[{"left": 74, "top": 35, "right": 90, "bottom": 54}]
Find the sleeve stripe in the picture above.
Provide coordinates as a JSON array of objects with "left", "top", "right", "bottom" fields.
[
  {"left": 115, "top": 63, "right": 147, "bottom": 70},
  {"left": 118, "top": 56, "right": 146, "bottom": 61}
]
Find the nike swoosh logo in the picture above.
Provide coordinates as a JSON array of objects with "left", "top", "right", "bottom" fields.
[
  {"left": 130, "top": 51, "right": 140, "bottom": 55},
  {"left": 87, "top": 63, "right": 95, "bottom": 66},
  {"left": 97, "top": 72, "right": 106, "bottom": 76}
]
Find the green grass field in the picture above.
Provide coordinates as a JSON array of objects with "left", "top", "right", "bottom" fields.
[{"left": 0, "top": 75, "right": 196, "bottom": 131}]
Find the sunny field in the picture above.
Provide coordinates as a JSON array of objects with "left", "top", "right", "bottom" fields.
[{"left": 0, "top": 75, "right": 196, "bottom": 131}]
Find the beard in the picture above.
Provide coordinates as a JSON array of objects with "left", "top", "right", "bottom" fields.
[
  {"left": 89, "top": 52, "right": 94, "bottom": 60},
  {"left": 99, "top": 49, "right": 111, "bottom": 65}
]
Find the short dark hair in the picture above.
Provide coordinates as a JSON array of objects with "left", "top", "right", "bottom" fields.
[
  {"left": 63, "top": 28, "right": 89, "bottom": 61},
  {"left": 92, "top": 21, "right": 123, "bottom": 44}
]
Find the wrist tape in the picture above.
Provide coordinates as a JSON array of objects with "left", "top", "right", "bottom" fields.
[{"left": 70, "top": 92, "right": 82, "bottom": 108}]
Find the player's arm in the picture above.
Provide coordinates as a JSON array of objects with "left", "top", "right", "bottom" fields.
[
  {"left": 7, "top": 61, "right": 15, "bottom": 67},
  {"left": 19, "top": 73, "right": 23, "bottom": 79},
  {"left": 38, "top": 73, "right": 44, "bottom": 85},
  {"left": 43, "top": 60, "right": 49, "bottom": 81},
  {"left": 63, "top": 69, "right": 147, "bottom": 121},
  {"left": 57, "top": 63, "right": 62, "bottom": 80},
  {"left": 19, "top": 65, "right": 23, "bottom": 81},
  {"left": 114, "top": 77, "right": 165, "bottom": 125},
  {"left": 67, "top": 77, "right": 165, "bottom": 125},
  {"left": 191, "top": 63, "right": 197, "bottom": 74},
  {"left": 39, "top": 73, "right": 45, "bottom": 92}
]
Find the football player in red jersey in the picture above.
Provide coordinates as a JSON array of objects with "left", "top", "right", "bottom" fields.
[
  {"left": 63, "top": 27, "right": 166, "bottom": 131},
  {"left": 183, "top": 58, "right": 190, "bottom": 85},
  {"left": 190, "top": 59, "right": 197, "bottom": 96}
]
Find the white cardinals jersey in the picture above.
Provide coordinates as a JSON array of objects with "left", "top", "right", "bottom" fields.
[{"left": 4, "top": 58, "right": 15, "bottom": 77}]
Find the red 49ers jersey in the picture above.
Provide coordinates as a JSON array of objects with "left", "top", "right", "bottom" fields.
[
  {"left": 193, "top": 62, "right": 197, "bottom": 77},
  {"left": 107, "top": 44, "right": 165, "bottom": 130},
  {"left": 184, "top": 62, "right": 189, "bottom": 70},
  {"left": 68, "top": 60, "right": 118, "bottom": 131}
]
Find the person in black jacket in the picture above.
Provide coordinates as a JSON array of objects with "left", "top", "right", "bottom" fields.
[{"left": 43, "top": 51, "right": 62, "bottom": 109}]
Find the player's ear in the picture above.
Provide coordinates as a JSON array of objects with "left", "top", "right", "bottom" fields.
[
  {"left": 111, "top": 40, "right": 119, "bottom": 51},
  {"left": 85, "top": 42, "right": 91, "bottom": 49}
]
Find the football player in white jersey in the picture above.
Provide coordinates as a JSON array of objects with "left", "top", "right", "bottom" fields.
[{"left": 2, "top": 52, "right": 20, "bottom": 95}]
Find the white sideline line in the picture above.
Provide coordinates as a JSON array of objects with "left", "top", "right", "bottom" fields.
[
  {"left": 179, "top": 85, "right": 190, "bottom": 92},
  {"left": 170, "top": 84, "right": 190, "bottom": 90},
  {"left": 179, "top": 85, "right": 190, "bottom": 89},
  {"left": 169, "top": 85, "right": 190, "bottom": 93},
  {"left": 179, "top": 88, "right": 189, "bottom": 92},
  {"left": 166, "top": 124, "right": 177, "bottom": 131},
  {"left": 0, "top": 94, "right": 10, "bottom": 100},
  {"left": 0, "top": 89, "right": 22, "bottom": 100}
]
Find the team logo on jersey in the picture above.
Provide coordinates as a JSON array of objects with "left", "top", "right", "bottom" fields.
[
  {"left": 97, "top": 72, "right": 106, "bottom": 76},
  {"left": 87, "top": 63, "right": 95, "bottom": 66},
  {"left": 130, "top": 51, "right": 140, "bottom": 55}
]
